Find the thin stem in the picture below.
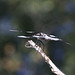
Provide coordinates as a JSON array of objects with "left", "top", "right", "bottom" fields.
[{"left": 26, "top": 40, "right": 65, "bottom": 75}]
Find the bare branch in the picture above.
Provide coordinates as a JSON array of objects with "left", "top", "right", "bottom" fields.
[{"left": 25, "top": 40, "right": 65, "bottom": 75}]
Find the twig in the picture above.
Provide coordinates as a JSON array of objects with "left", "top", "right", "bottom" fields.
[{"left": 25, "top": 40, "right": 65, "bottom": 75}]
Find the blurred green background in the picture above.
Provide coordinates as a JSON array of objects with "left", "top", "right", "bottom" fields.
[{"left": 0, "top": 0, "right": 75, "bottom": 75}]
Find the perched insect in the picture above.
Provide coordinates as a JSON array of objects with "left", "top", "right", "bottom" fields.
[
  {"left": 10, "top": 30, "right": 63, "bottom": 40},
  {"left": 10, "top": 30, "right": 71, "bottom": 47}
]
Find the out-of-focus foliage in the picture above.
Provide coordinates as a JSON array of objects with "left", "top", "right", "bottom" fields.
[{"left": 0, "top": 0, "right": 75, "bottom": 75}]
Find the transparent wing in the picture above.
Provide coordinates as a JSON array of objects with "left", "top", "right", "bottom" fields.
[
  {"left": 10, "top": 30, "right": 37, "bottom": 33},
  {"left": 9, "top": 30, "right": 22, "bottom": 32},
  {"left": 17, "top": 36, "right": 31, "bottom": 38}
]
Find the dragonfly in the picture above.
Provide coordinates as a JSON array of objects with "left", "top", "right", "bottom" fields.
[{"left": 10, "top": 30, "right": 71, "bottom": 46}]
